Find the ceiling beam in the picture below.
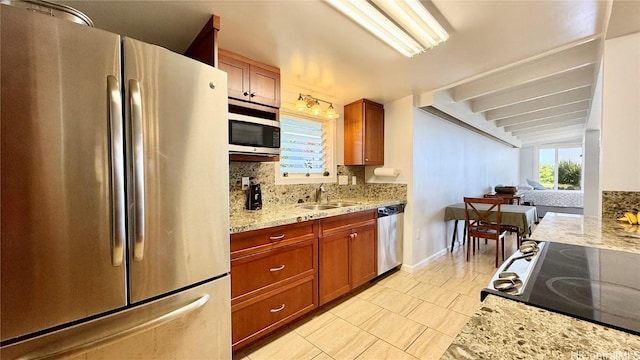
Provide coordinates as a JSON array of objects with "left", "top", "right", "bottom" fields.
[
  {"left": 471, "top": 65, "right": 595, "bottom": 112},
  {"left": 511, "top": 120, "right": 586, "bottom": 136},
  {"left": 486, "top": 87, "right": 592, "bottom": 121},
  {"left": 494, "top": 101, "right": 590, "bottom": 127},
  {"left": 504, "top": 113, "right": 586, "bottom": 132},
  {"left": 520, "top": 133, "right": 584, "bottom": 146},
  {"left": 453, "top": 40, "right": 599, "bottom": 102}
]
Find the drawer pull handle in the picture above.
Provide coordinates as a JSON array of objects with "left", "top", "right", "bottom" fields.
[
  {"left": 270, "top": 304, "right": 286, "bottom": 313},
  {"left": 269, "top": 234, "right": 285, "bottom": 241},
  {"left": 270, "top": 265, "right": 286, "bottom": 272}
]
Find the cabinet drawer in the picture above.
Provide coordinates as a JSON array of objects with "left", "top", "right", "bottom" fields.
[
  {"left": 231, "top": 239, "right": 316, "bottom": 301},
  {"left": 232, "top": 277, "right": 315, "bottom": 349},
  {"left": 320, "top": 209, "right": 377, "bottom": 236},
  {"left": 231, "top": 220, "right": 317, "bottom": 258}
]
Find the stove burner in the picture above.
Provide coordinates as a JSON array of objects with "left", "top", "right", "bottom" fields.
[
  {"left": 557, "top": 248, "right": 588, "bottom": 262},
  {"left": 546, "top": 277, "right": 640, "bottom": 321}
]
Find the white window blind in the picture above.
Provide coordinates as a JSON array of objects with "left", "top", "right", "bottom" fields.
[{"left": 280, "top": 117, "right": 326, "bottom": 175}]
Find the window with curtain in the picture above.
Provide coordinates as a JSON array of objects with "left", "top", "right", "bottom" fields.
[{"left": 276, "top": 115, "right": 335, "bottom": 183}]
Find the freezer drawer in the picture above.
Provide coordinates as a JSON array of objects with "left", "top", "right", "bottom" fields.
[{"left": 0, "top": 276, "right": 231, "bottom": 360}]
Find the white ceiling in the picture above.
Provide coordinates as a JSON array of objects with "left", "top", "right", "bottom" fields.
[{"left": 59, "top": 0, "right": 639, "bottom": 147}]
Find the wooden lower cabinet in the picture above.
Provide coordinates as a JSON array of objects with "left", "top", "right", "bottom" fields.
[
  {"left": 232, "top": 277, "right": 315, "bottom": 348},
  {"left": 230, "top": 222, "right": 318, "bottom": 352},
  {"left": 319, "top": 210, "right": 378, "bottom": 305},
  {"left": 350, "top": 224, "right": 377, "bottom": 288},
  {"left": 230, "top": 209, "right": 379, "bottom": 351},
  {"left": 318, "top": 231, "right": 351, "bottom": 305}
]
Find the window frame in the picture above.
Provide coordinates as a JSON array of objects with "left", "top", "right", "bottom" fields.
[
  {"left": 275, "top": 110, "right": 337, "bottom": 185},
  {"left": 534, "top": 143, "right": 583, "bottom": 190}
]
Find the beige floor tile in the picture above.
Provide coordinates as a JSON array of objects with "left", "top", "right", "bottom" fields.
[
  {"left": 406, "top": 302, "right": 470, "bottom": 337},
  {"left": 457, "top": 274, "right": 492, "bottom": 297},
  {"left": 405, "top": 328, "right": 454, "bottom": 360},
  {"left": 329, "top": 297, "right": 384, "bottom": 326},
  {"left": 447, "top": 294, "right": 482, "bottom": 316},
  {"left": 311, "top": 352, "right": 334, "bottom": 360},
  {"left": 377, "top": 272, "right": 420, "bottom": 293},
  {"left": 353, "top": 283, "right": 384, "bottom": 300},
  {"left": 292, "top": 310, "right": 339, "bottom": 338},
  {"left": 406, "top": 282, "right": 459, "bottom": 308},
  {"left": 413, "top": 269, "right": 452, "bottom": 287},
  {"left": 244, "top": 330, "right": 321, "bottom": 360},
  {"left": 359, "top": 308, "right": 426, "bottom": 350},
  {"left": 305, "top": 317, "right": 377, "bottom": 359},
  {"left": 366, "top": 287, "right": 423, "bottom": 316},
  {"left": 355, "top": 340, "right": 419, "bottom": 360}
]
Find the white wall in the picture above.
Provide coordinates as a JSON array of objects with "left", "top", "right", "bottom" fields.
[
  {"left": 402, "top": 108, "right": 519, "bottom": 270},
  {"left": 519, "top": 146, "right": 535, "bottom": 185},
  {"left": 601, "top": 32, "right": 640, "bottom": 191},
  {"left": 371, "top": 96, "right": 415, "bottom": 269}
]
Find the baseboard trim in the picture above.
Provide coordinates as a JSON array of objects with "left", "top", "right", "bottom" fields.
[{"left": 400, "top": 247, "right": 449, "bottom": 273}]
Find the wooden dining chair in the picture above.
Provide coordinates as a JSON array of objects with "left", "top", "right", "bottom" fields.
[{"left": 463, "top": 197, "right": 507, "bottom": 267}]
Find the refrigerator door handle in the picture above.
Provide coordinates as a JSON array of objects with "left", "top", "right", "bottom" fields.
[
  {"left": 15, "top": 294, "right": 210, "bottom": 360},
  {"left": 108, "top": 75, "right": 125, "bottom": 267},
  {"left": 129, "top": 79, "right": 145, "bottom": 261}
]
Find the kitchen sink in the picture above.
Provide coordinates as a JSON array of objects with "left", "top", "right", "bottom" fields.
[
  {"left": 327, "top": 202, "right": 358, "bottom": 207},
  {"left": 297, "top": 202, "right": 359, "bottom": 210},
  {"left": 297, "top": 204, "right": 340, "bottom": 210}
]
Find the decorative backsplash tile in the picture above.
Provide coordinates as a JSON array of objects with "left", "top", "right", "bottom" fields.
[
  {"left": 602, "top": 191, "right": 640, "bottom": 219},
  {"left": 229, "top": 162, "right": 407, "bottom": 213}
]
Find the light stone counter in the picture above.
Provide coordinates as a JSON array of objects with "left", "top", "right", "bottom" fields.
[
  {"left": 530, "top": 212, "right": 640, "bottom": 254},
  {"left": 229, "top": 198, "right": 404, "bottom": 234},
  {"left": 441, "top": 295, "right": 640, "bottom": 360}
]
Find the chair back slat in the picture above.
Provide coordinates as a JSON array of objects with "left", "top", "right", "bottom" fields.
[{"left": 463, "top": 197, "right": 503, "bottom": 239}]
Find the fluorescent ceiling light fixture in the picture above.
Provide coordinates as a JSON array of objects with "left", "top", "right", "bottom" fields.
[{"left": 325, "top": 0, "right": 448, "bottom": 57}]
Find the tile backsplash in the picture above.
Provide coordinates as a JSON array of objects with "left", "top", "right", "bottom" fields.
[
  {"left": 602, "top": 191, "right": 640, "bottom": 219},
  {"left": 229, "top": 162, "right": 407, "bottom": 213}
]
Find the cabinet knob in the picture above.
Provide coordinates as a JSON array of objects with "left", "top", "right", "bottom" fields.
[
  {"left": 365, "top": 158, "right": 369, "bottom": 162},
  {"left": 243, "top": 91, "right": 250, "bottom": 96},
  {"left": 250, "top": 92, "right": 256, "bottom": 98}
]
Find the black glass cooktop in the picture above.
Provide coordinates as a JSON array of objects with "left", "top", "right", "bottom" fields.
[{"left": 525, "top": 242, "right": 640, "bottom": 335}]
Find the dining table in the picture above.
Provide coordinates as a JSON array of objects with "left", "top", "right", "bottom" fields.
[{"left": 444, "top": 203, "right": 539, "bottom": 251}]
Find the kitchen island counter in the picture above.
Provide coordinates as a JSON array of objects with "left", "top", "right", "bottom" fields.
[
  {"left": 441, "top": 295, "right": 640, "bottom": 359},
  {"left": 530, "top": 212, "right": 640, "bottom": 254},
  {"left": 230, "top": 198, "right": 404, "bottom": 234}
]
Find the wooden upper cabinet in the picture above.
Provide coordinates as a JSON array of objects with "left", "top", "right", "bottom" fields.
[
  {"left": 218, "top": 49, "right": 281, "bottom": 109},
  {"left": 184, "top": 15, "right": 220, "bottom": 67},
  {"left": 344, "top": 99, "right": 384, "bottom": 165}
]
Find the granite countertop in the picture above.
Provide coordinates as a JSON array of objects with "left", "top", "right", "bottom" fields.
[
  {"left": 441, "top": 295, "right": 640, "bottom": 360},
  {"left": 229, "top": 198, "right": 405, "bottom": 234},
  {"left": 530, "top": 212, "right": 640, "bottom": 254}
]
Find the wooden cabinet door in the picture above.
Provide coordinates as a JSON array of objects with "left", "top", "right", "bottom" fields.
[
  {"left": 363, "top": 101, "right": 384, "bottom": 165},
  {"left": 343, "top": 99, "right": 384, "bottom": 165},
  {"left": 218, "top": 52, "right": 250, "bottom": 101},
  {"left": 350, "top": 224, "right": 377, "bottom": 288},
  {"left": 250, "top": 66, "right": 281, "bottom": 108},
  {"left": 319, "top": 231, "right": 351, "bottom": 305}
]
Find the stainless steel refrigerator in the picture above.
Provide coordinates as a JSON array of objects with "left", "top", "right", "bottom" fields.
[{"left": 1, "top": 4, "right": 231, "bottom": 359}]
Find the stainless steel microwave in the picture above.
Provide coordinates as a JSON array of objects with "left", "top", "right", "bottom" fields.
[{"left": 228, "top": 113, "right": 280, "bottom": 156}]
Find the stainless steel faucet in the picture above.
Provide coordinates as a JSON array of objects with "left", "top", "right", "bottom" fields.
[{"left": 315, "top": 183, "right": 326, "bottom": 203}]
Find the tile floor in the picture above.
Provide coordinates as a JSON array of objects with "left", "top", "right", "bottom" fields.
[{"left": 233, "top": 234, "right": 522, "bottom": 360}]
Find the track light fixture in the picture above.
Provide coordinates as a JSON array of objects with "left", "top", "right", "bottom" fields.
[{"left": 295, "top": 94, "right": 338, "bottom": 119}]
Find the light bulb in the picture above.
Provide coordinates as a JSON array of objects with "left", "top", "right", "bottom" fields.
[
  {"left": 311, "top": 100, "right": 322, "bottom": 116},
  {"left": 325, "top": 104, "right": 336, "bottom": 119},
  {"left": 295, "top": 95, "right": 306, "bottom": 111}
]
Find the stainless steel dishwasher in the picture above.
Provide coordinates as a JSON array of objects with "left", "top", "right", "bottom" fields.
[{"left": 377, "top": 204, "right": 404, "bottom": 275}]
